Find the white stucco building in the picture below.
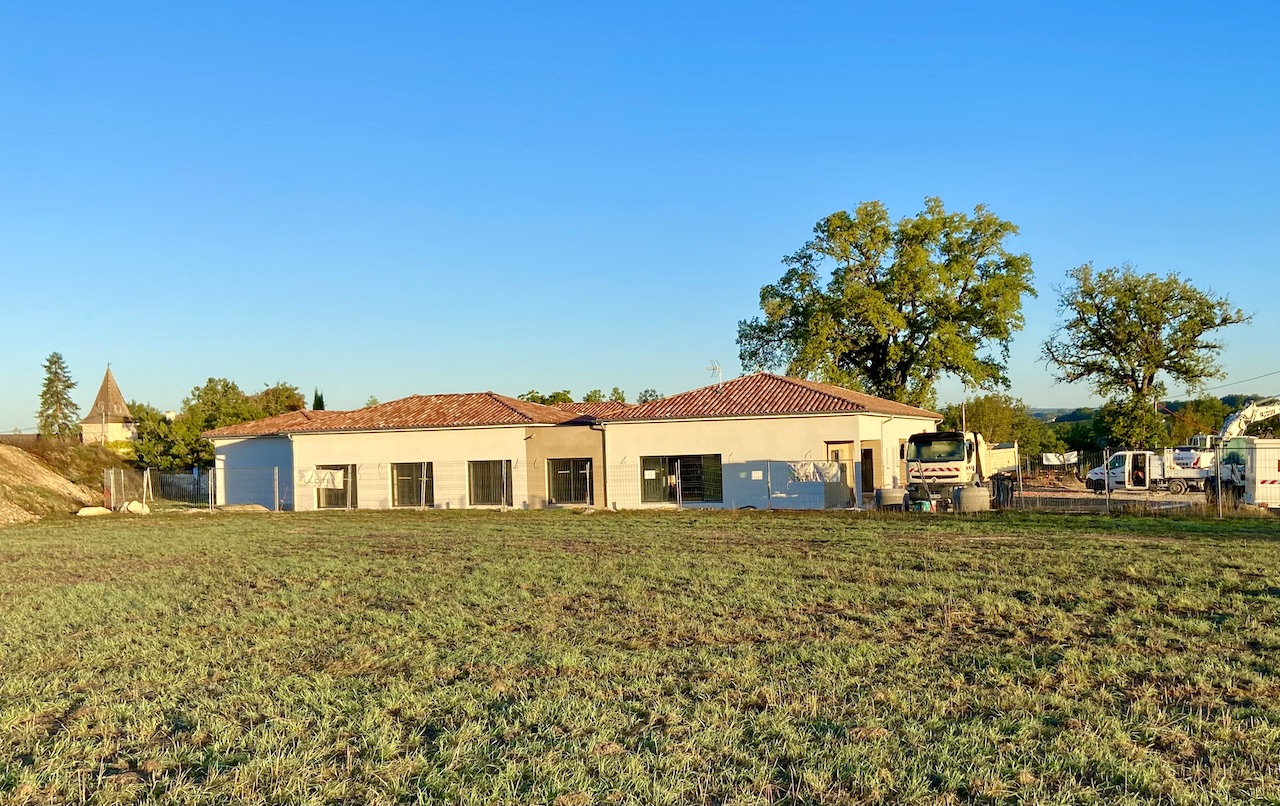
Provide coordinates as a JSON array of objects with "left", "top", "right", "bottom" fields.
[{"left": 204, "top": 374, "right": 940, "bottom": 511}]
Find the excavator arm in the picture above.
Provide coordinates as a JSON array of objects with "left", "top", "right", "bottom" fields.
[{"left": 1219, "top": 397, "right": 1280, "bottom": 439}]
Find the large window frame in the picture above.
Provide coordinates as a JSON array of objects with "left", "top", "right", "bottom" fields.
[
  {"left": 316, "top": 463, "right": 357, "bottom": 510},
  {"left": 468, "top": 460, "right": 513, "bottom": 507},
  {"left": 548, "top": 458, "right": 592, "bottom": 506},
  {"left": 391, "top": 462, "right": 434, "bottom": 508},
  {"left": 640, "top": 454, "right": 723, "bottom": 503}
]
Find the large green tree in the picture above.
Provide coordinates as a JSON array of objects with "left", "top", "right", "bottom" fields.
[
  {"left": 254, "top": 383, "right": 306, "bottom": 417},
  {"left": 134, "top": 379, "right": 305, "bottom": 469},
  {"left": 36, "top": 352, "right": 80, "bottom": 439},
  {"left": 738, "top": 197, "right": 1035, "bottom": 407},
  {"left": 939, "top": 393, "right": 1063, "bottom": 457},
  {"left": 1042, "top": 263, "right": 1251, "bottom": 448}
]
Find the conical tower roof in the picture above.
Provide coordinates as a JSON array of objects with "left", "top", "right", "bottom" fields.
[{"left": 82, "top": 367, "right": 133, "bottom": 424}]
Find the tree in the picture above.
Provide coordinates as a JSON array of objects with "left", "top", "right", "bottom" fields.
[
  {"left": 738, "top": 197, "right": 1035, "bottom": 407},
  {"left": 608, "top": 387, "right": 627, "bottom": 403},
  {"left": 939, "top": 393, "right": 1063, "bottom": 457},
  {"left": 582, "top": 389, "right": 604, "bottom": 403},
  {"left": 1043, "top": 263, "right": 1251, "bottom": 448},
  {"left": 366, "top": 396, "right": 380, "bottom": 407},
  {"left": 636, "top": 388, "right": 663, "bottom": 404},
  {"left": 517, "top": 390, "right": 573, "bottom": 405},
  {"left": 313, "top": 388, "right": 326, "bottom": 411},
  {"left": 1095, "top": 397, "right": 1170, "bottom": 450},
  {"left": 131, "top": 401, "right": 202, "bottom": 470},
  {"left": 1165, "top": 396, "right": 1232, "bottom": 444},
  {"left": 254, "top": 383, "right": 306, "bottom": 417},
  {"left": 37, "top": 352, "right": 80, "bottom": 439}
]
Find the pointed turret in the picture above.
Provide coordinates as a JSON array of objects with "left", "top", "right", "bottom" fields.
[{"left": 81, "top": 367, "right": 138, "bottom": 444}]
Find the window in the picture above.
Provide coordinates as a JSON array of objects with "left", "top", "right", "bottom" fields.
[
  {"left": 316, "top": 464, "right": 357, "bottom": 509},
  {"left": 468, "top": 460, "right": 513, "bottom": 506},
  {"left": 548, "top": 458, "right": 592, "bottom": 505},
  {"left": 640, "top": 455, "right": 723, "bottom": 503},
  {"left": 392, "top": 462, "right": 434, "bottom": 508}
]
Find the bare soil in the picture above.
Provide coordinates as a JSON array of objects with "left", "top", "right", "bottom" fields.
[{"left": 0, "top": 445, "right": 99, "bottom": 525}]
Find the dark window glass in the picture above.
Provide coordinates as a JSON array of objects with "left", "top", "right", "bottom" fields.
[
  {"left": 640, "top": 455, "right": 722, "bottom": 503},
  {"left": 548, "top": 458, "right": 592, "bottom": 505},
  {"left": 392, "top": 462, "right": 434, "bottom": 508},
  {"left": 468, "top": 460, "right": 513, "bottom": 506}
]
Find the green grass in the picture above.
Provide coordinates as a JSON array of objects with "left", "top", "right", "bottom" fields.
[{"left": 1, "top": 510, "right": 1278, "bottom": 805}]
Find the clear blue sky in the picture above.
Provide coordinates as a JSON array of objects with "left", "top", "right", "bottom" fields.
[{"left": 3, "top": 1, "right": 1277, "bottom": 430}]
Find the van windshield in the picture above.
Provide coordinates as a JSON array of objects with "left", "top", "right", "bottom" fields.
[{"left": 905, "top": 438, "right": 965, "bottom": 462}]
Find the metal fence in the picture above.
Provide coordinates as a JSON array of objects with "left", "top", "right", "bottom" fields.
[
  {"left": 103, "top": 468, "right": 211, "bottom": 510},
  {"left": 168, "top": 444, "right": 1280, "bottom": 517}
]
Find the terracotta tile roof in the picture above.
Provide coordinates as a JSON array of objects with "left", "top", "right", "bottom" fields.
[
  {"left": 82, "top": 367, "right": 133, "bottom": 424},
  {"left": 553, "top": 401, "right": 636, "bottom": 417},
  {"left": 322, "top": 392, "right": 578, "bottom": 431},
  {"left": 204, "top": 409, "right": 346, "bottom": 438},
  {"left": 600, "top": 373, "right": 942, "bottom": 422}
]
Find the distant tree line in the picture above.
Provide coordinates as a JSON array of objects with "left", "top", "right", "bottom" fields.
[{"left": 517, "top": 388, "right": 662, "bottom": 405}]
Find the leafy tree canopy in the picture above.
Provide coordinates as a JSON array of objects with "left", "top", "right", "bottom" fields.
[
  {"left": 1095, "top": 397, "right": 1170, "bottom": 450},
  {"left": 939, "top": 393, "right": 1063, "bottom": 457},
  {"left": 1042, "top": 263, "right": 1251, "bottom": 449},
  {"left": 582, "top": 389, "right": 604, "bottom": 403},
  {"left": 738, "top": 197, "right": 1035, "bottom": 407},
  {"left": 134, "top": 378, "right": 306, "bottom": 469},
  {"left": 608, "top": 387, "right": 627, "bottom": 403},
  {"left": 253, "top": 383, "right": 305, "bottom": 417},
  {"left": 1166, "top": 396, "right": 1233, "bottom": 445},
  {"left": 636, "top": 389, "right": 663, "bottom": 404},
  {"left": 312, "top": 388, "right": 325, "bottom": 411},
  {"left": 37, "top": 352, "right": 80, "bottom": 439},
  {"left": 518, "top": 390, "right": 574, "bottom": 405}
]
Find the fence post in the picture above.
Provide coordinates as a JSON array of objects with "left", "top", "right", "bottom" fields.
[
  {"left": 765, "top": 462, "right": 773, "bottom": 510},
  {"left": 1104, "top": 447, "right": 1111, "bottom": 514},
  {"left": 1215, "top": 443, "right": 1223, "bottom": 520},
  {"left": 273, "top": 467, "right": 280, "bottom": 512},
  {"left": 674, "top": 459, "right": 683, "bottom": 510}
]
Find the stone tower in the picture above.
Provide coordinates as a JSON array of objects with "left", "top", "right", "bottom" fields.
[{"left": 80, "top": 367, "right": 137, "bottom": 444}]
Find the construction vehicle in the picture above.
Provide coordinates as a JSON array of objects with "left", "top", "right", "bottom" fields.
[
  {"left": 1085, "top": 449, "right": 1212, "bottom": 494},
  {"left": 900, "top": 431, "right": 1019, "bottom": 511},
  {"left": 1092, "top": 397, "right": 1280, "bottom": 497},
  {"left": 1207, "top": 436, "right": 1280, "bottom": 509},
  {"left": 1178, "top": 397, "right": 1280, "bottom": 466}
]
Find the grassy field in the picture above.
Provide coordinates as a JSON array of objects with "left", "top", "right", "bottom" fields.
[{"left": 1, "top": 510, "right": 1278, "bottom": 805}]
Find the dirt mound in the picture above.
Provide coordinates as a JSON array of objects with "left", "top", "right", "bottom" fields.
[{"left": 0, "top": 445, "right": 100, "bottom": 525}]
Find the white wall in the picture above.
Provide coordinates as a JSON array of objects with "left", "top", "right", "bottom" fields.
[
  {"left": 289, "top": 426, "right": 533, "bottom": 511},
  {"left": 211, "top": 436, "right": 294, "bottom": 509},
  {"left": 601, "top": 414, "right": 936, "bottom": 509}
]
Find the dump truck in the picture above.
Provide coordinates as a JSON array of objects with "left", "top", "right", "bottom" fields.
[{"left": 898, "top": 431, "right": 1019, "bottom": 511}]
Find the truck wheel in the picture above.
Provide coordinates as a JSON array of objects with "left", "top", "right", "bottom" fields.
[{"left": 1167, "top": 479, "right": 1187, "bottom": 496}]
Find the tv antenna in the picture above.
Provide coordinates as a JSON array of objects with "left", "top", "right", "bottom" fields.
[{"left": 706, "top": 359, "right": 723, "bottom": 388}]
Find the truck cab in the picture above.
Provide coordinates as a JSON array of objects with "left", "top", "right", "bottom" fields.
[{"left": 1087, "top": 451, "right": 1150, "bottom": 491}]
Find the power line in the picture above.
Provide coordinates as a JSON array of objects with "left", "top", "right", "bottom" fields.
[
  {"left": 1199, "top": 368, "right": 1280, "bottom": 393},
  {"left": 1161, "top": 368, "right": 1280, "bottom": 404}
]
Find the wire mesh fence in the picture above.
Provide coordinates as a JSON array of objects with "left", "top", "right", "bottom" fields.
[
  {"left": 103, "top": 468, "right": 211, "bottom": 509},
  {"left": 185, "top": 443, "right": 1280, "bottom": 518}
]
